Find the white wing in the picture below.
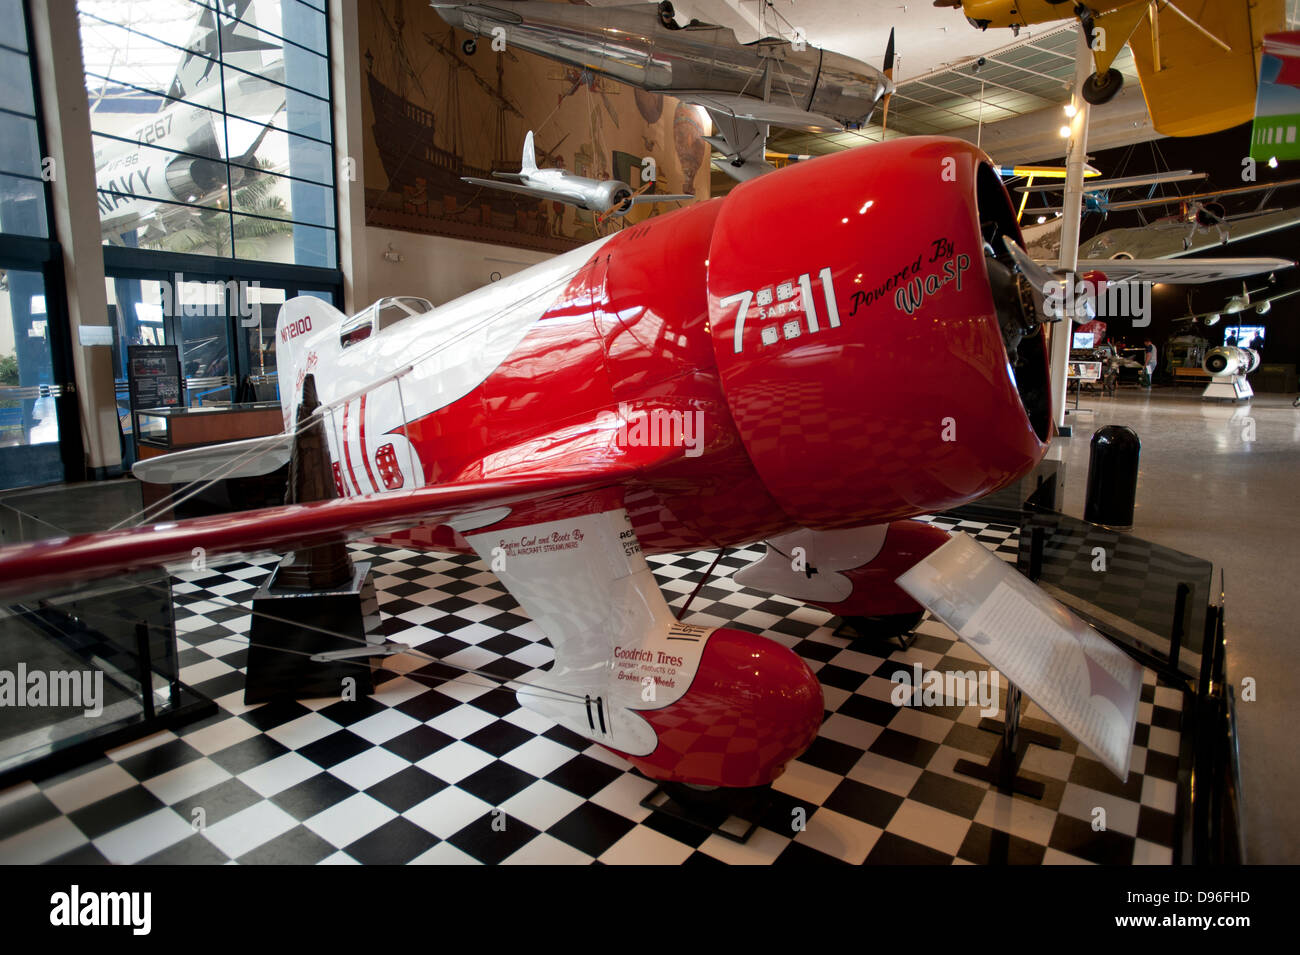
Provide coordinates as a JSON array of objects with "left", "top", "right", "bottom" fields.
[{"left": 1073, "top": 258, "right": 1296, "bottom": 285}]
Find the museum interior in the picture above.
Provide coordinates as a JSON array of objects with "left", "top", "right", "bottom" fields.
[{"left": 0, "top": 0, "right": 1297, "bottom": 869}]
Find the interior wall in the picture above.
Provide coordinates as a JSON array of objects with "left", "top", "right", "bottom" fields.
[
  {"left": 356, "top": 227, "right": 554, "bottom": 308},
  {"left": 331, "top": 0, "right": 556, "bottom": 313}
]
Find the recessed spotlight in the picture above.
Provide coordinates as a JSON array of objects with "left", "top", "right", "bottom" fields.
[{"left": 1059, "top": 125, "right": 1071, "bottom": 138}]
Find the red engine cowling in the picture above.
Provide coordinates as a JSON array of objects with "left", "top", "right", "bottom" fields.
[{"left": 707, "top": 137, "right": 1051, "bottom": 530}]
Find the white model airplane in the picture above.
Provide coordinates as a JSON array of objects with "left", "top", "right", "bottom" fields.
[{"left": 461, "top": 131, "right": 693, "bottom": 217}]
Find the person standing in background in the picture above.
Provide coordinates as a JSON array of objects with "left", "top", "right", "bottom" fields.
[{"left": 1142, "top": 339, "right": 1157, "bottom": 388}]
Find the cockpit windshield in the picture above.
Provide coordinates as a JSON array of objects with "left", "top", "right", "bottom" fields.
[
  {"left": 340, "top": 297, "right": 434, "bottom": 348},
  {"left": 377, "top": 296, "right": 434, "bottom": 331}
]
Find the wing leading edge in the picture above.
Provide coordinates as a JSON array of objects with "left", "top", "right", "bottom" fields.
[{"left": 0, "top": 404, "right": 702, "bottom": 599}]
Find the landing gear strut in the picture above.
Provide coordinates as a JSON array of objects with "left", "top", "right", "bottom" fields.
[{"left": 835, "top": 610, "right": 924, "bottom": 650}]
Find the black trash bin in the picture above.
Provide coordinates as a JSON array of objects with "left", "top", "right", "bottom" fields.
[{"left": 1084, "top": 425, "right": 1140, "bottom": 529}]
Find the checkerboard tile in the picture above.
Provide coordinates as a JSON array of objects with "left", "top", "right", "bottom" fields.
[{"left": 0, "top": 516, "right": 1184, "bottom": 865}]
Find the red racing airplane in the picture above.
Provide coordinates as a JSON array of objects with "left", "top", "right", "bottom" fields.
[{"left": 0, "top": 137, "right": 1287, "bottom": 794}]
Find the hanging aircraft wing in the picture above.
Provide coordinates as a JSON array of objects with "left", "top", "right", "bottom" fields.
[
  {"left": 1094, "top": 177, "right": 1300, "bottom": 213},
  {"left": 629, "top": 192, "right": 694, "bottom": 205},
  {"left": 1011, "top": 235, "right": 1292, "bottom": 287},
  {"left": 1124, "top": 0, "right": 1285, "bottom": 137},
  {"left": 1071, "top": 258, "right": 1296, "bottom": 285},
  {"left": 1015, "top": 171, "right": 1206, "bottom": 195},
  {"left": 1025, "top": 176, "right": 1300, "bottom": 216},
  {"left": 995, "top": 164, "right": 1102, "bottom": 180},
  {"left": 459, "top": 177, "right": 559, "bottom": 201},
  {"left": 1079, "top": 206, "right": 1300, "bottom": 259},
  {"left": 677, "top": 91, "right": 840, "bottom": 131}
]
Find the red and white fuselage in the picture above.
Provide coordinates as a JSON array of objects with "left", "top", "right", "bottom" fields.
[{"left": 280, "top": 136, "right": 1050, "bottom": 558}]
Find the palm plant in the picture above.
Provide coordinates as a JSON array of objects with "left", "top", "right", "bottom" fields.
[{"left": 156, "top": 160, "right": 295, "bottom": 258}]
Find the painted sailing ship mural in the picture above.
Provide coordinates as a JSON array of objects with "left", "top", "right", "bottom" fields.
[{"left": 360, "top": 0, "right": 710, "bottom": 253}]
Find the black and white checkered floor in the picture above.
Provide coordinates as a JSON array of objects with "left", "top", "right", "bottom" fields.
[{"left": 0, "top": 516, "right": 1184, "bottom": 865}]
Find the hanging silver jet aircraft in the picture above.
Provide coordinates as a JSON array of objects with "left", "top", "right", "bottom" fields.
[
  {"left": 430, "top": 1, "right": 891, "bottom": 181},
  {"left": 461, "top": 130, "right": 693, "bottom": 216}
]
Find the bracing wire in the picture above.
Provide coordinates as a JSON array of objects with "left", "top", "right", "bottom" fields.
[{"left": 15, "top": 582, "right": 593, "bottom": 710}]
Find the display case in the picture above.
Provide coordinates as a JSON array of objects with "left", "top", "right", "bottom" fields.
[
  {"left": 134, "top": 401, "right": 283, "bottom": 454},
  {"left": 0, "top": 481, "right": 215, "bottom": 789}
]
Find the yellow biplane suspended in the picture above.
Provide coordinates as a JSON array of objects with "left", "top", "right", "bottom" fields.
[{"left": 935, "top": 1, "right": 1285, "bottom": 137}]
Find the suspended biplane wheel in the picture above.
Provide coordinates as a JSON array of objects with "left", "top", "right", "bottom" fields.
[
  {"left": 835, "top": 610, "right": 925, "bottom": 647},
  {"left": 461, "top": 38, "right": 477, "bottom": 55},
  {"left": 1081, "top": 68, "right": 1123, "bottom": 105}
]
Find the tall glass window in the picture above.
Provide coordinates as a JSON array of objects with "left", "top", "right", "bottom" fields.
[
  {"left": 0, "top": 0, "right": 70, "bottom": 490},
  {"left": 78, "top": 0, "right": 337, "bottom": 268}
]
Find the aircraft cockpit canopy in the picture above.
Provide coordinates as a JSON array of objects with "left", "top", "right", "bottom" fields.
[{"left": 340, "top": 296, "right": 435, "bottom": 347}]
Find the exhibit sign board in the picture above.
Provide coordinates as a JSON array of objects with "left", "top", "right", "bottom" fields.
[
  {"left": 127, "top": 345, "right": 184, "bottom": 412},
  {"left": 896, "top": 532, "right": 1142, "bottom": 780},
  {"left": 1251, "top": 32, "right": 1300, "bottom": 162},
  {"left": 1068, "top": 361, "right": 1102, "bottom": 381}
]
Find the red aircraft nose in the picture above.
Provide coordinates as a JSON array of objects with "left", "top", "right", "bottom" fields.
[{"left": 707, "top": 137, "right": 1051, "bottom": 529}]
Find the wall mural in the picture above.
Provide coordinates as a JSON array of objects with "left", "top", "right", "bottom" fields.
[{"left": 360, "top": 0, "right": 711, "bottom": 253}]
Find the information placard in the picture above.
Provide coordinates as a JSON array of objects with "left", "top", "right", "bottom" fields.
[{"left": 896, "top": 532, "right": 1142, "bottom": 780}]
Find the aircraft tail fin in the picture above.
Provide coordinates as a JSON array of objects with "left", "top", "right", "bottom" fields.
[
  {"left": 276, "top": 295, "right": 346, "bottom": 432},
  {"left": 520, "top": 130, "right": 538, "bottom": 175}
]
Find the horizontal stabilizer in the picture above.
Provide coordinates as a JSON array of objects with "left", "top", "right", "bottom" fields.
[{"left": 132, "top": 433, "right": 294, "bottom": 484}]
